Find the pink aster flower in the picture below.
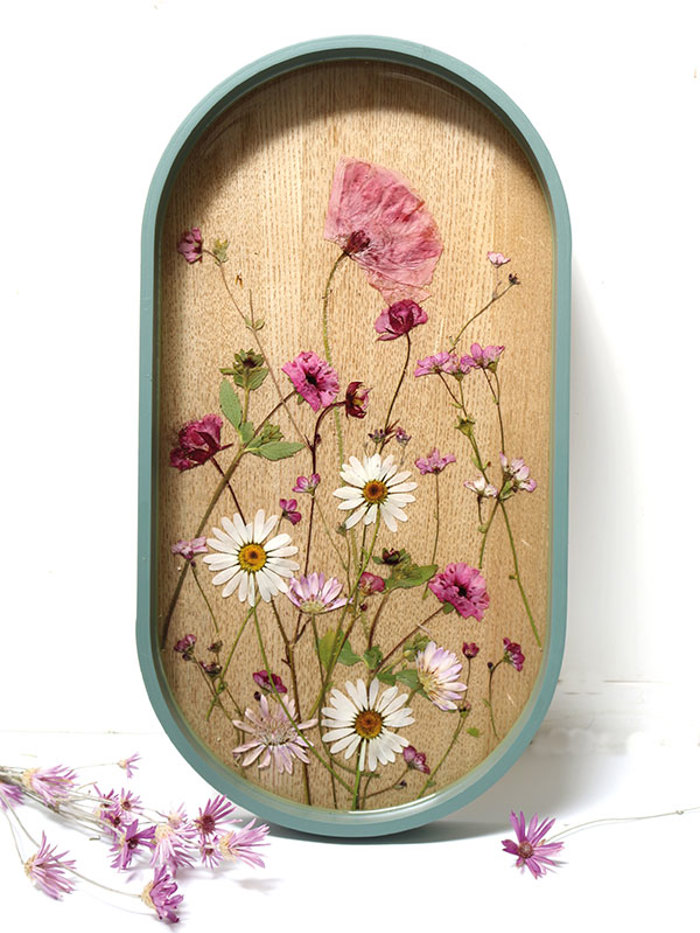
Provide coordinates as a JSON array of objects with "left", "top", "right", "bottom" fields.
[
  {"left": 464, "top": 476, "right": 498, "bottom": 498},
  {"left": 503, "top": 637, "right": 525, "bottom": 672},
  {"left": 218, "top": 819, "right": 269, "bottom": 869},
  {"left": 21, "top": 765, "right": 77, "bottom": 806},
  {"left": 414, "top": 352, "right": 459, "bottom": 377},
  {"left": 415, "top": 448, "right": 456, "bottom": 475},
  {"left": 177, "top": 227, "right": 203, "bottom": 263},
  {"left": 170, "top": 414, "right": 230, "bottom": 471},
  {"left": 233, "top": 695, "right": 317, "bottom": 774},
  {"left": 464, "top": 342, "right": 505, "bottom": 370},
  {"left": 193, "top": 795, "right": 236, "bottom": 839},
  {"left": 292, "top": 473, "right": 320, "bottom": 495},
  {"left": 142, "top": 866, "right": 183, "bottom": 923},
  {"left": 487, "top": 250, "right": 510, "bottom": 267},
  {"left": 324, "top": 157, "right": 443, "bottom": 304},
  {"left": 359, "top": 572, "right": 386, "bottom": 596},
  {"left": 117, "top": 753, "right": 141, "bottom": 779},
  {"left": 0, "top": 780, "right": 22, "bottom": 810},
  {"left": 286, "top": 572, "right": 347, "bottom": 614},
  {"left": 252, "top": 670, "right": 288, "bottom": 695},
  {"left": 500, "top": 453, "right": 537, "bottom": 493},
  {"left": 428, "top": 563, "right": 490, "bottom": 620},
  {"left": 24, "top": 833, "right": 76, "bottom": 899},
  {"left": 171, "top": 537, "right": 208, "bottom": 563},
  {"left": 415, "top": 641, "right": 468, "bottom": 711},
  {"left": 403, "top": 745, "right": 430, "bottom": 774},
  {"left": 502, "top": 811, "right": 564, "bottom": 878},
  {"left": 279, "top": 498, "right": 302, "bottom": 526},
  {"left": 282, "top": 351, "right": 340, "bottom": 412},
  {"left": 374, "top": 299, "right": 428, "bottom": 341},
  {"left": 151, "top": 807, "right": 197, "bottom": 872},
  {"left": 110, "top": 819, "right": 156, "bottom": 869}
]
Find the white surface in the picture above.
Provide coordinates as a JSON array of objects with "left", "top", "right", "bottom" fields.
[{"left": 2, "top": 1, "right": 699, "bottom": 928}]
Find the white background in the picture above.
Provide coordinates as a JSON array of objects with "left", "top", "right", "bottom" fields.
[{"left": 2, "top": 1, "right": 699, "bottom": 929}]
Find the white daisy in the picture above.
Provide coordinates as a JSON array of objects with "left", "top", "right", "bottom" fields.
[
  {"left": 203, "top": 508, "right": 299, "bottom": 606},
  {"left": 332, "top": 453, "right": 417, "bottom": 532},
  {"left": 321, "top": 679, "right": 414, "bottom": 771}
]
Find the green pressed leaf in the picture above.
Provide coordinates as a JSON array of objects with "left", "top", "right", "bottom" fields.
[
  {"left": 362, "top": 647, "right": 383, "bottom": 670},
  {"left": 219, "top": 380, "right": 242, "bottom": 429},
  {"left": 338, "top": 641, "right": 361, "bottom": 667},
  {"left": 239, "top": 422, "right": 255, "bottom": 445},
  {"left": 385, "top": 562, "right": 438, "bottom": 591},
  {"left": 376, "top": 671, "right": 396, "bottom": 686},
  {"left": 466, "top": 727, "right": 481, "bottom": 737},
  {"left": 247, "top": 368, "right": 269, "bottom": 391},
  {"left": 395, "top": 669, "right": 421, "bottom": 690},
  {"left": 317, "top": 631, "right": 337, "bottom": 670},
  {"left": 252, "top": 441, "right": 305, "bottom": 461},
  {"left": 442, "top": 603, "right": 456, "bottom": 614}
]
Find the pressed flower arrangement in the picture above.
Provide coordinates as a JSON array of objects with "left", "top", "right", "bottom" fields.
[{"left": 139, "top": 40, "right": 570, "bottom": 833}]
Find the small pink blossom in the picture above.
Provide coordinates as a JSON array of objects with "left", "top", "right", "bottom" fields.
[
  {"left": 428, "top": 564, "right": 490, "bottom": 620},
  {"left": 177, "top": 227, "right": 203, "bottom": 263},
  {"left": 415, "top": 448, "right": 456, "bottom": 475},
  {"left": 502, "top": 811, "right": 564, "bottom": 879},
  {"left": 359, "top": 572, "right": 386, "bottom": 596},
  {"left": 324, "top": 157, "right": 443, "bottom": 304},
  {"left": 117, "top": 753, "right": 141, "bottom": 779},
  {"left": 24, "top": 833, "right": 76, "bottom": 899},
  {"left": 110, "top": 820, "right": 156, "bottom": 870},
  {"left": 170, "top": 414, "right": 229, "bottom": 471},
  {"left": 21, "top": 766, "right": 77, "bottom": 806},
  {"left": 252, "top": 670, "right": 288, "bottom": 696},
  {"left": 462, "top": 642, "right": 480, "bottom": 659},
  {"left": 503, "top": 637, "right": 525, "bottom": 672},
  {"left": 171, "top": 538, "right": 208, "bottom": 562},
  {"left": 279, "top": 498, "right": 302, "bottom": 525},
  {"left": 293, "top": 473, "right": 320, "bottom": 494},
  {"left": 282, "top": 351, "right": 339, "bottom": 412},
  {"left": 487, "top": 251, "right": 510, "bottom": 267},
  {"left": 395, "top": 427, "right": 411, "bottom": 446},
  {"left": 374, "top": 299, "right": 428, "bottom": 341},
  {"left": 464, "top": 476, "right": 498, "bottom": 498},
  {"left": 462, "top": 342, "right": 505, "bottom": 371},
  {"left": 218, "top": 819, "right": 269, "bottom": 869},
  {"left": 142, "top": 866, "right": 183, "bottom": 923},
  {"left": 173, "top": 634, "right": 196, "bottom": 660},
  {"left": 286, "top": 573, "right": 347, "bottom": 614},
  {"left": 403, "top": 745, "right": 430, "bottom": 774},
  {"left": 500, "top": 453, "right": 537, "bottom": 493},
  {"left": 193, "top": 795, "right": 236, "bottom": 839},
  {"left": 414, "top": 352, "right": 459, "bottom": 377}
]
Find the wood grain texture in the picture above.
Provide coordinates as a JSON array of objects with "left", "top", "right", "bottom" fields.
[{"left": 156, "top": 60, "right": 553, "bottom": 811}]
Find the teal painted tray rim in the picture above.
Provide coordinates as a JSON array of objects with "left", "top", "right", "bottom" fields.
[{"left": 137, "top": 35, "right": 570, "bottom": 838}]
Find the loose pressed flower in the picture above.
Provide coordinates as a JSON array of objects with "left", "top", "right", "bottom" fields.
[
  {"left": 395, "top": 427, "right": 411, "bottom": 446},
  {"left": 499, "top": 453, "right": 537, "bottom": 494},
  {"left": 324, "top": 157, "right": 443, "bottom": 304},
  {"left": 463, "top": 342, "right": 505, "bottom": 371},
  {"left": 199, "top": 840, "right": 222, "bottom": 869},
  {"left": 233, "top": 695, "right": 317, "bottom": 774},
  {"left": 333, "top": 453, "right": 417, "bottom": 532},
  {"left": 359, "top": 572, "right": 386, "bottom": 596},
  {"left": 177, "top": 227, "right": 203, "bottom": 263},
  {"left": 24, "top": 833, "right": 76, "bottom": 899},
  {"left": 374, "top": 299, "right": 428, "bottom": 340},
  {"left": 173, "top": 634, "right": 196, "bottom": 660},
  {"left": 0, "top": 780, "right": 22, "bottom": 810},
  {"left": 414, "top": 641, "right": 468, "bottom": 711},
  {"left": 464, "top": 476, "right": 498, "bottom": 498},
  {"left": 170, "top": 414, "right": 229, "bottom": 472},
  {"left": 118, "top": 788, "right": 143, "bottom": 816},
  {"left": 218, "top": 820, "right": 269, "bottom": 869},
  {"left": 171, "top": 537, "right": 208, "bottom": 563},
  {"left": 151, "top": 808, "right": 197, "bottom": 872},
  {"left": 344, "top": 381, "right": 370, "bottom": 419},
  {"left": 193, "top": 795, "right": 236, "bottom": 839},
  {"left": 286, "top": 572, "right": 347, "bottom": 614},
  {"left": 110, "top": 820, "right": 156, "bottom": 870},
  {"left": 414, "top": 352, "right": 459, "bottom": 377},
  {"left": 322, "top": 679, "right": 414, "bottom": 771},
  {"left": 117, "top": 753, "right": 141, "bottom": 779},
  {"left": 487, "top": 250, "right": 510, "bottom": 267},
  {"left": 503, "top": 637, "right": 525, "bottom": 672},
  {"left": 282, "top": 351, "right": 339, "bottom": 412},
  {"left": 428, "top": 563, "right": 490, "bottom": 620},
  {"left": 415, "top": 448, "right": 456, "bottom": 475},
  {"left": 403, "top": 745, "right": 430, "bottom": 774},
  {"left": 462, "top": 642, "right": 480, "bottom": 659},
  {"left": 252, "top": 670, "right": 288, "bottom": 695},
  {"left": 142, "top": 866, "right": 183, "bottom": 923},
  {"left": 21, "top": 765, "right": 77, "bottom": 806},
  {"left": 502, "top": 811, "right": 564, "bottom": 879},
  {"left": 203, "top": 509, "right": 299, "bottom": 606}
]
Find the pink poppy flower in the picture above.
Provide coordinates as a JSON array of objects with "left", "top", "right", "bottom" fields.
[
  {"left": 282, "top": 351, "right": 339, "bottom": 412},
  {"left": 374, "top": 299, "right": 428, "bottom": 341},
  {"left": 428, "top": 564, "right": 490, "bottom": 620},
  {"left": 502, "top": 811, "right": 564, "bottom": 879},
  {"left": 324, "top": 157, "right": 443, "bottom": 304},
  {"left": 170, "top": 414, "right": 230, "bottom": 471}
]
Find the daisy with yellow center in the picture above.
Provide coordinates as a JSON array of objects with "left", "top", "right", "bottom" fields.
[
  {"left": 332, "top": 453, "right": 417, "bottom": 532},
  {"left": 321, "top": 679, "right": 414, "bottom": 771},
  {"left": 203, "top": 509, "right": 299, "bottom": 605}
]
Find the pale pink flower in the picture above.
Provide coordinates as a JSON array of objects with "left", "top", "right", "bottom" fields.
[
  {"left": 177, "top": 227, "right": 203, "bottom": 263},
  {"left": 415, "top": 448, "right": 456, "bottom": 475},
  {"left": 324, "top": 157, "right": 443, "bottom": 304},
  {"left": 464, "top": 476, "right": 498, "bottom": 498},
  {"left": 487, "top": 251, "right": 510, "bottom": 267},
  {"left": 279, "top": 498, "right": 302, "bottom": 526},
  {"left": 233, "top": 695, "right": 317, "bottom": 774},
  {"left": 292, "top": 473, "right": 320, "bottom": 494},
  {"left": 414, "top": 352, "right": 459, "bottom": 377},
  {"left": 21, "top": 765, "right": 77, "bottom": 805},
  {"left": 142, "top": 866, "right": 183, "bottom": 922},
  {"left": 24, "top": 833, "right": 76, "bottom": 899},
  {"left": 500, "top": 453, "right": 537, "bottom": 493},
  {"left": 0, "top": 780, "right": 22, "bottom": 810},
  {"left": 374, "top": 299, "right": 428, "bottom": 340},
  {"left": 282, "top": 351, "right": 339, "bottom": 411},
  {"left": 415, "top": 641, "right": 468, "bottom": 711},
  {"left": 502, "top": 811, "right": 564, "bottom": 879},
  {"left": 151, "top": 806, "right": 197, "bottom": 871},
  {"left": 218, "top": 819, "right": 269, "bottom": 869},
  {"left": 286, "top": 572, "right": 347, "bottom": 614},
  {"left": 171, "top": 538, "right": 208, "bottom": 562},
  {"left": 428, "top": 564, "right": 490, "bottom": 620}
]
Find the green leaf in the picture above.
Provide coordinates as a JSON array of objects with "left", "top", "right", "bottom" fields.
[
  {"left": 362, "top": 647, "right": 383, "bottom": 670},
  {"left": 442, "top": 603, "right": 455, "bottom": 614},
  {"left": 376, "top": 670, "right": 396, "bottom": 686},
  {"left": 251, "top": 441, "right": 305, "bottom": 461},
  {"left": 317, "top": 631, "right": 337, "bottom": 670},
  {"left": 385, "top": 562, "right": 438, "bottom": 591},
  {"left": 239, "top": 422, "right": 254, "bottom": 445},
  {"left": 338, "top": 641, "right": 361, "bottom": 666},
  {"left": 247, "top": 367, "right": 269, "bottom": 391},
  {"left": 219, "top": 380, "right": 242, "bottom": 429},
  {"left": 466, "top": 727, "right": 481, "bottom": 737},
  {"left": 395, "top": 669, "right": 421, "bottom": 690}
]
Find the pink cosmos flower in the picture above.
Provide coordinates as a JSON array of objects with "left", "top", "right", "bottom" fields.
[
  {"left": 282, "top": 351, "right": 339, "bottom": 412},
  {"left": 428, "top": 564, "right": 490, "bottom": 620},
  {"left": 142, "top": 866, "right": 183, "bottom": 923},
  {"left": 170, "top": 414, "right": 230, "bottom": 471},
  {"left": 403, "top": 745, "right": 430, "bottom": 774},
  {"left": 24, "top": 833, "right": 76, "bottom": 899},
  {"left": 177, "top": 227, "right": 203, "bottom": 263},
  {"left": 359, "top": 572, "right": 386, "bottom": 596},
  {"left": 171, "top": 537, "right": 208, "bottom": 562},
  {"left": 252, "top": 670, "right": 288, "bottom": 695},
  {"left": 286, "top": 572, "right": 347, "bottom": 614},
  {"left": 415, "top": 448, "right": 456, "bottom": 475},
  {"left": 324, "top": 157, "right": 443, "bottom": 304},
  {"left": 218, "top": 819, "right": 269, "bottom": 869},
  {"left": 414, "top": 352, "right": 459, "bottom": 377},
  {"left": 502, "top": 811, "right": 564, "bottom": 879},
  {"left": 500, "top": 453, "right": 537, "bottom": 493},
  {"left": 293, "top": 473, "right": 320, "bottom": 494},
  {"left": 464, "top": 342, "right": 505, "bottom": 370},
  {"left": 233, "top": 695, "right": 317, "bottom": 775},
  {"left": 503, "top": 637, "right": 525, "bottom": 672},
  {"left": 21, "top": 765, "right": 77, "bottom": 806},
  {"left": 279, "top": 498, "right": 302, "bottom": 526},
  {"left": 110, "top": 820, "right": 156, "bottom": 869},
  {"left": 117, "top": 753, "right": 141, "bottom": 779},
  {"left": 193, "top": 795, "right": 236, "bottom": 839},
  {"left": 344, "top": 381, "right": 370, "bottom": 419},
  {"left": 487, "top": 251, "right": 510, "bottom": 267},
  {"left": 374, "top": 299, "right": 428, "bottom": 340},
  {"left": 0, "top": 780, "right": 22, "bottom": 810}
]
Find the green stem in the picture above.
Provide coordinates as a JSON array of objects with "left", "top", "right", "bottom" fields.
[
  {"left": 500, "top": 502, "right": 542, "bottom": 648},
  {"left": 478, "top": 500, "right": 499, "bottom": 569},
  {"left": 449, "top": 281, "right": 517, "bottom": 351},
  {"left": 379, "top": 333, "right": 412, "bottom": 452},
  {"left": 422, "top": 473, "right": 441, "bottom": 599},
  {"left": 206, "top": 606, "right": 254, "bottom": 720},
  {"left": 351, "top": 757, "right": 363, "bottom": 811},
  {"left": 417, "top": 712, "right": 470, "bottom": 798},
  {"left": 322, "top": 252, "right": 349, "bottom": 467},
  {"left": 373, "top": 607, "right": 444, "bottom": 675},
  {"left": 482, "top": 369, "right": 505, "bottom": 453},
  {"left": 191, "top": 564, "right": 219, "bottom": 634},
  {"left": 487, "top": 659, "right": 503, "bottom": 738}
]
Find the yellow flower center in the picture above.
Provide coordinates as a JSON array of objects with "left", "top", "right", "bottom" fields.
[
  {"left": 354, "top": 709, "right": 383, "bottom": 739},
  {"left": 362, "top": 480, "right": 388, "bottom": 504},
  {"left": 238, "top": 543, "right": 267, "bottom": 573}
]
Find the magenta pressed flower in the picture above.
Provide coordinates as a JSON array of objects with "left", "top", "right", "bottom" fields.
[
  {"left": 463, "top": 342, "right": 505, "bottom": 371},
  {"left": 252, "top": 670, "right": 288, "bottom": 696},
  {"left": 218, "top": 819, "right": 269, "bottom": 869},
  {"left": 0, "top": 780, "right": 22, "bottom": 810},
  {"left": 503, "top": 637, "right": 525, "bottom": 672},
  {"left": 173, "top": 634, "right": 196, "bottom": 660},
  {"left": 21, "top": 765, "right": 77, "bottom": 806},
  {"left": 279, "top": 498, "right": 302, "bottom": 526},
  {"left": 502, "top": 811, "right": 564, "bottom": 879},
  {"left": 193, "top": 795, "right": 236, "bottom": 839},
  {"left": 142, "top": 866, "right": 183, "bottom": 923},
  {"left": 177, "top": 227, "right": 203, "bottom": 263},
  {"left": 428, "top": 564, "right": 490, "bottom": 620},
  {"left": 462, "top": 642, "right": 480, "bottom": 659},
  {"left": 414, "top": 352, "right": 459, "bottom": 377},
  {"left": 292, "top": 473, "right": 321, "bottom": 495},
  {"left": 359, "top": 572, "right": 386, "bottom": 596},
  {"left": 500, "top": 453, "right": 537, "bottom": 493},
  {"left": 415, "top": 448, "right": 456, "bottom": 475},
  {"left": 487, "top": 250, "right": 510, "bottom": 267},
  {"left": 233, "top": 696, "right": 317, "bottom": 774},
  {"left": 110, "top": 820, "right": 156, "bottom": 870},
  {"left": 282, "top": 351, "right": 339, "bottom": 412},
  {"left": 170, "top": 414, "right": 229, "bottom": 471},
  {"left": 324, "top": 157, "right": 443, "bottom": 304},
  {"left": 403, "top": 745, "right": 430, "bottom": 774},
  {"left": 286, "top": 572, "right": 347, "bottom": 614},
  {"left": 374, "top": 299, "right": 428, "bottom": 341},
  {"left": 24, "top": 833, "right": 76, "bottom": 899},
  {"left": 344, "top": 381, "right": 370, "bottom": 419},
  {"left": 171, "top": 537, "right": 208, "bottom": 562}
]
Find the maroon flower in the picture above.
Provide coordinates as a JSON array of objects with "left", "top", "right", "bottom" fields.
[
  {"left": 462, "top": 642, "right": 480, "bottom": 659},
  {"left": 279, "top": 498, "right": 302, "bottom": 526},
  {"left": 359, "top": 572, "right": 386, "bottom": 596},
  {"left": 344, "top": 381, "right": 370, "bottom": 419},
  {"left": 503, "top": 637, "right": 525, "bottom": 672},
  {"left": 252, "top": 670, "right": 288, "bottom": 696},
  {"left": 403, "top": 745, "right": 430, "bottom": 774},
  {"left": 502, "top": 811, "right": 564, "bottom": 879},
  {"left": 428, "top": 564, "right": 490, "bottom": 621},
  {"left": 142, "top": 867, "right": 183, "bottom": 923},
  {"left": 282, "top": 351, "right": 340, "bottom": 412},
  {"left": 170, "top": 414, "right": 229, "bottom": 471},
  {"left": 177, "top": 227, "right": 203, "bottom": 263},
  {"left": 173, "top": 634, "right": 196, "bottom": 660},
  {"left": 374, "top": 299, "right": 428, "bottom": 341}
]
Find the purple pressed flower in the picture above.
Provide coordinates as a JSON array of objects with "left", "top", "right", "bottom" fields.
[
  {"left": 344, "top": 381, "right": 371, "bottom": 419},
  {"left": 252, "top": 670, "right": 288, "bottom": 696},
  {"left": 428, "top": 564, "right": 490, "bottom": 620},
  {"left": 117, "top": 753, "right": 141, "bottom": 779},
  {"left": 464, "top": 476, "right": 498, "bottom": 499},
  {"left": 110, "top": 820, "right": 156, "bottom": 870},
  {"left": 359, "top": 572, "right": 386, "bottom": 596},
  {"left": 282, "top": 351, "right": 340, "bottom": 412},
  {"left": 170, "top": 414, "right": 230, "bottom": 471},
  {"left": 151, "top": 807, "right": 197, "bottom": 872},
  {"left": 171, "top": 538, "right": 208, "bottom": 563},
  {"left": 462, "top": 642, "right": 480, "bottom": 659},
  {"left": 142, "top": 866, "right": 183, "bottom": 923},
  {"left": 199, "top": 839, "right": 222, "bottom": 869},
  {"left": 21, "top": 765, "right": 77, "bottom": 806},
  {"left": 500, "top": 453, "right": 537, "bottom": 493},
  {"left": 403, "top": 745, "right": 430, "bottom": 774},
  {"left": 0, "top": 780, "right": 22, "bottom": 810},
  {"left": 286, "top": 572, "right": 347, "bottom": 615},
  {"left": 293, "top": 473, "right": 320, "bottom": 495},
  {"left": 177, "top": 227, "right": 203, "bottom": 263},
  {"left": 503, "top": 637, "right": 525, "bottom": 672},
  {"left": 200, "top": 660, "right": 222, "bottom": 677},
  {"left": 502, "top": 811, "right": 564, "bottom": 879},
  {"left": 24, "top": 832, "right": 76, "bottom": 899},
  {"left": 279, "top": 498, "right": 302, "bottom": 526},
  {"left": 464, "top": 342, "right": 505, "bottom": 371},
  {"left": 218, "top": 819, "right": 269, "bottom": 869},
  {"left": 395, "top": 427, "right": 411, "bottom": 446},
  {"left": 173, "top": 634, "right": 196, "bottom": 661},
  {"left": 415, "top": 448, "right": 456, "bottom": 475},
  {"left": 374, "top": 299, "right": 428, "bottom": 340},
  {"left": 414, "top": 352, "right": 459, "bottom": 377},
  {"left": 193, "top": 795, "right": 236, "bottom": 839},
  {"left": 487, "top": 250, "right": 510, "bottom": 267}
]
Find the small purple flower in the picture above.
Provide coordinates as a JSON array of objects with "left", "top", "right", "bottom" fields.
[
  {"left": 503, "top": 637, "right": 525, "bottom": 672},
  {"left": 117, "top": 753, "right": 141, "bottom": 779},
  {"left": 502, "top": 811, "right": 564, "bottom": 879},
  {"left": 110, "top": 820, "right": 156, "bottom": 870},
  {"left": 395, "top": 427, "right": 411, "bottom": 446},
  {"left": 500, "top": 453, "right": 537, "bottom": 494},
  {"left": 293, "top": 473, "right": 320, "bottom": 495},
  {"left": 0, "top": 780, "right": 23, "bottom": 810},
  {"left": 171, "top": 537, "right": 208, "bottom": 563},
  {"left": 21, "top": 765, "right": 77, "bottom": 806},
  {"left": 487, "top": 251, "right": 510, "bottom": 267},
  {"left": 462, "top": 642, "right": 480, "bottom": 659},
  {"left": 193, "top": 795, "right": 236, "bottom": 839},
  {"left": 403, "top": 745, "right": 430, "bottom": 774},
  {"left": 173, "top": 634, "right": 196, "bottom": 661},
  {"left": 374, "top": 299, "right": 428, "bottom": 340},
  {"left": 415, "top": 448, "right": 456, "bottom": 475},
  {"left": 465, "top": 342, "right": 505, "bottom": 370},
  {"left": 142, "top": 866, "right": 183, "bottom": 923},
  {"left": 279, "top": 498, "right": 302, "bottom": 526},
  {"left": 177, "top": 227, "right": 203, "bottom": 263},
  {"left": 252, "top": 670, "right": 288, "bottom": 696},
  {"left": 24, "top": 833, "right": 76, "bottom": 899},
  {"left": 414, "top": 352, "right": 459, "bottom": 377},
  {"left": 218, "top": 819, "right": 270, "bottom": 869}
]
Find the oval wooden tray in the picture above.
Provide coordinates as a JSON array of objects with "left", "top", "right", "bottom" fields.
[{"left": 137, "top": 36, "right": 570, "bottom": 837}]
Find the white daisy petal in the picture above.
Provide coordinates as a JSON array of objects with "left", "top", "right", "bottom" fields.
[{"left": 344, "top": 508, "right": 366, "bottom": 529}]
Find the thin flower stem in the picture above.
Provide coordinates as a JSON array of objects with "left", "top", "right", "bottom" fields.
[
  {"left": 210, "top": 454, "right": 244, "bottom": 517},
  {"left": 487, "top": 659, "right": 503, "bottom": 739},
  {"left": 437, "top": 372, "right": 462, "bottom": 407},
  {"left": 379, "top": 332, "right": 412, "bottom": 453},
  {"left": 417, "top": 713, "right": 470, "bottom": 799},
  {"left": 482, "top": 369, "right": 505, "bottom": 454},
  {"left": 373, "top": 607, "right": 444, "bottom": 675},
  {"left": 351, "top": 757, "right": 363, "bottom": 811},
  {"left": 499, "top": 502, "right": 542, "bottom": 648},
  {"left": 478, "top": 500, "right": 499, "bottom": 568},
  {"left": 367, "top": 591, "right": 392, "bottom": 648},
  {"left": 363, "top": 767, "right": 409, "bottom": 802},
  {"left": 548, "top": 806, "right": 700, "bottom": 842},
  {"left": 449, "top": 281, "right": 517, "bottom": 351},
  {"left": 194, "top": 654, "right": 233, "bottom": 719},
  {"left": 206, "top": 606, "right": 254, "bottom": 720},
  {"left": 322, "top": 251, "right": 349, "bottom": 467},
  {"left": 190, "top": 565, "right": 220, "bottom": 635},
  {"left": 422, "top": 472, "right": 441, "bottom": 599}
]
